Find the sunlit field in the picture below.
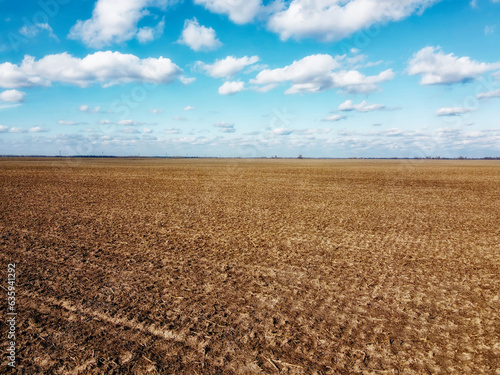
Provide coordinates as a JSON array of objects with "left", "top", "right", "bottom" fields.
[{"left": 1, "top": 158, "right": 499, "bottom": 374}]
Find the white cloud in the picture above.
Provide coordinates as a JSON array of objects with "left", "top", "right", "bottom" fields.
[
  {"left": 193, "top": 0, "right": 262, "bottom": 24},
  {"left": 339, "top": 100, "right": 385, "bottom": 112},
  {"left": 251, "top": 54, "right": 394, "bottom": 94},
  {"left": 99, "top": 120, "right": 113, "bottom": 125},
  {"left": 408, "top": 46, "right": 500, "bottom": 85},
  {"left": 196, "top": 56, "right": 259, "bottom": 79},
  {"left": 0, "top": 125, "right": 8, "bottom": 132},
  {"left": 267, "top": 0, "right": 440, "bottom": 41},
  {"left": 477, "top": 89, "right": 500, "bottom": 100},
  {"left": 0, "top": 90, "right": 25, "bottom": 103},
  {"left": 173, "top": 116, "right": 186, "bottom": 121},
  {"left": 122, "top": 127, "right": 140, "bottom": 134},
  {"left": 8, "top": 127, "right": 26, "bottom": 133},
  {"left": 322, "top": 114, "right": 346, "bottom": 122},
  {"left": 165, "top": 128, "right": 182, "bottom": 134},
  {"left": 79, "top": 104, "right": 101, "bottom": 113},
  {"left": 143, "top": 128, "right": 153, "bottom": 133},
  {"left": 0, "top": 51, "right": 183, "bottom": 89},
  {"left": 184, "top": 105, "right": 195, "bottom": 111},
  {"left": 58, "top": 120, "right": 86, "bottom": 125},
  {"left": 435, "top": 107, "right": 475, "bottom": 116},
  {"left": 214, "top": 121, "right": 235, "bottom": 133},
  {"left": 19, "top": 23, "right": 59, "bottom": 41},
  {"left": 137, "top": 18, "right": 165, "bottom": 43},
  {"left": 178, "top": 18, "right": 221, "bottom": 51},
  {"left": 218, "top": 81, "right": 245, "bottom": 95},
  {"left": 272, "top": 128, "right": 294, "bottom": 135},
  {"left": 68, "top": 0, "right": 173, "bottom": 47},
  {"left": 150, "top": 108, "right": 164, "bottom": 114},
  {"left": 29, "top": 126, "right": 49, "bottom": 132},
  {"left": 484, "top": 25, "right": 496, "bottom": 35},
  {"left": 117, "top": 119, "right": 144, "bottom": 125}
]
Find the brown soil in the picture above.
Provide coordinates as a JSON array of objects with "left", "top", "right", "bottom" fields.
[{"left": 0, "top": 158, "right": 499, "bottom": 374}]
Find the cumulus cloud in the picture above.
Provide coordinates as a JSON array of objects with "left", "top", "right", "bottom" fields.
[
  {"left": 218, "top": 81, "right": 245, "bottom": 95},
  {"left": 137, "top": 18, "right": 165, "bottom": 43},
  {"left": 184, "top": 105, "right": 195, "bottom": 111},
  {"left": 435, "top": 107, "right": 475, "bottom": 116},
  {"left": 408, "top": 46, "right": 500, "bottom": 85},
  {"left": 68, "top": 0, "right": 173, "bottom": 47},
  {"left": 477, "top": 89, "right": 500, "bottom": 100},
  {"left": 322, "top": 114, "right": 346, "bottom": 122},
  {"left": 267, "top": 0, "right": 440, "bottom": 41},
  {"left": 214, "top": 121, "right": 235, "bottom": 133},
  {"left": 196, "top": 56, "right": 259, "bottom": 79},
  {"left": 251, "top": 54, "right": 394, "bottom": 94},
  {"left": 19, "top": 23, "right": 59, "bottom": 41},
  {"left": 339, "top": 100, "right": 385, "bottom": 112},
  {"left": 0, "top": 51, "right": 184, "bottom": 89},
  {"left": 193, "top": 0, "right": 262, "bottom": 24},
  {"left": 0, "top": 90, "right": 25, "bottom": 103},
  {"left": 178, "top": 18, "right": 221, "bottom": 51}
]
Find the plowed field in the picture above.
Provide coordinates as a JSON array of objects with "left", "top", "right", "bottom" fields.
[{"left": 1, "top": 158, "right": 499, "bottom": 374}]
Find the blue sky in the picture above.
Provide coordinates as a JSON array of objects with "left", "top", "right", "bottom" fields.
[{"left": 0, "top": 0, "right": 499, "bottom": 157}]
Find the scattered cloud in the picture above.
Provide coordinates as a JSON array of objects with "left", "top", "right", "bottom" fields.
[
  {"left": 0, "top": 125, "right": 8, "bottom": 132},
  {"left": 272, "top": 128, "right": 294, "bottom": 135},
  {"left": 339, "top": 100, "right": 385, "bottom": 112},
  {"left": 150, "top": 108, "right": 164, "bottom": 114},
  {"left": 435, "top": 107, "right": 475, "bottom": 116},
  {"left": 251, "top": 54, "right": 394, "bottom": 94},
  {"left": 218, "top": 81, "right": 245, "bottom": 95},
  {"left": 322, "top": 114, "right": 346, "bottom": 122},
  {"left": 99, "top": 120, "right": 113, "bottom": 125},
  {"left": 173, "top": 116, "right": 187, "bottom": 121},
  {"left": 477, "top": 88, "right": 500, "bottom": 100},
  {"left": 117, "top": 120, "right": 144, "bottom": 126},
  {"left": 58, "top": 120, "right": 86, "bottom": 125},
  {"left": 267, "top": 0, "right": 440, "bottom": 41},
  {"left": 0, "top": 89, "right": 25, "bottom": 103},
  {"left": 122, "top": 127, "right": 140, "bottom": 134},
  {"left": 214, "top": 121, "right": 235, "bottom": 133},
  {"left": 143, "top": 128, "right": 153, "bottom": 133},
  {"left": 196, "top": 56, "right": 259, "bottom": 79},
  {"left": 8, "top": 127, "right": 27, "bottom": 133},
  {"left": 178, "top": 18, "right": 221, "bottom": 51},
  {"left": 193, "top": 0, "right": 262, "bottom": 24},
  {"left": 137, "top": 18, "right": 165, "bottom": 43},
  {"left": 408, "top": 46, "right": 500, "bottom": 85},
  {"left": 68, "top": 0, "right": 173, "bottom": 47},
  {"left": 78, "top": 104, "right": 101, "bottom": 113},
  {"left": 0, "top": 51, "right": 184, "bottom": 89},
  {"left": 484, "top": 25, "right": 496, "bottom": 35},
  {"left": 184, "top": 105, "right": 195, "bottom": 111},
  {"left": 165, "top": 128, "right": 182, "bottom": 134},
  {"left": 29, "top": 126, "right": 49, "bottom": 132},
  {"left": 19, "top": 23, "right": 58, "bottom": 41}
]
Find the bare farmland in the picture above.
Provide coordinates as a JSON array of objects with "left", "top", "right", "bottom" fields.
[{"left": 0, "top": 158, "right": 499, "bottom": 374}]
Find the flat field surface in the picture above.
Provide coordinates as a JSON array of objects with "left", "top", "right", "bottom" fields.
[{"left": 0, "top": 158, "right": 499, "bottom": 374}]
